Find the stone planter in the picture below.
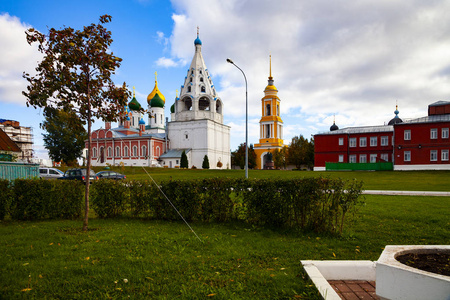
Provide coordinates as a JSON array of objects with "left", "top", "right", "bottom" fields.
[{"left": 376, "top": 245, "right": 450, "bottom": 300}]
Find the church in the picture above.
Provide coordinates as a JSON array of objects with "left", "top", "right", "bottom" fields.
[{"left": 87, "top": 31, "right": 231, "bottom": 169}]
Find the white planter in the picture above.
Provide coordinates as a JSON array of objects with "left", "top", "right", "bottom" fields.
[{"left": 376, "top": 245, "right": 450, "bottom": 300}]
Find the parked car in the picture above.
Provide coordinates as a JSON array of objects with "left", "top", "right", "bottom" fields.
[
  {"left": 59, "top": 168, "right": 98, "bottom": 182},
  {"left": 39, "top": 167, "right": 64, "bottom": 179},
  {"left": 96, "top": 171, "right": 126, "bottom": 180}
]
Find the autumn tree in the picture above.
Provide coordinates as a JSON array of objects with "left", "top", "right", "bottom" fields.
[
  {"left": 23, "top": 15, "right": 130, "bottom": 231},
  {"left": 231, "top": 143, "right": 257, "bottom": 169},
  {"left": 273, "top": 146, "right": 288, "bottom": 169},
  {"left": 287, "top": 135, "right": 314, "bottom": 170},
  {"left": 41, "top": 108, "right": 87, "bottom": 166}
]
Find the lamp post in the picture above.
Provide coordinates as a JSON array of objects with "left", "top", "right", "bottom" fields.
[{"left": 227, "top": 58, "right": 248, "bottom": 179}]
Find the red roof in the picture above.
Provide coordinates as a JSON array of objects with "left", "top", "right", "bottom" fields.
[{"left": 0, "top": 128, "right": 21, "bottom": 152}]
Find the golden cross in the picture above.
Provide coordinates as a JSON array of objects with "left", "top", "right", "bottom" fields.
[
  {"left": 133, "top": 86, "right": 135, "bottom": 97},
  {"left": 154, "top": 71, "right": 157, "bottom": 82}
]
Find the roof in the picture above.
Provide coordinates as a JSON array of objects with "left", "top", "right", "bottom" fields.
[
  {"left": 400, "top": 114, "right": 450, "bottom": 124},
  {"left": 316, "top": 125, "right": 394, "bottom": 135},
  {"left": 428, "top": 101, "right": 450, "bottom": 107},
  {"left": 159, "top": 149, "right": 191, "bottom": 159},
  {"left": 0, "top": 128, "right": 21, "bottom": 152}
]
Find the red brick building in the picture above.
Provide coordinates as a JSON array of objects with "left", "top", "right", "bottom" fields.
[{"left": 314, "top": 101, "right": 450, "bottom": 171}]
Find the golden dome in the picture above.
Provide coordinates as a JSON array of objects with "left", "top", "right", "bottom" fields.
[{"left": 147, "top": 71, "right": 166, "bottom": 104}]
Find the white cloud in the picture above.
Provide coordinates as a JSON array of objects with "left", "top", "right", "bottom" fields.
[
  {"left": 167, "top": 0, "right": 450, "bottom": 137},
  {"left": 0, "top": 13, "right": 43, "bottom": 106}
]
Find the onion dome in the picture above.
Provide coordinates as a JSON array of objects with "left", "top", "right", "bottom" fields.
[
  {"left": 150, "top": 93, "right": 165, "bottom": 108},
  {"left": 330, "top": 122, "right": 339, "bottom": 131},
  {"left": 388, "top": 104, "right": 403, "bottom": 125},
  {"left": 139, "top": 117, "right": 145, "bottom": 125},
  {"left": 128, "top": 97, "right": 141, "bottom": 111},
  {"left": 147, "top": 72, "right": 166, "bottom": 105},
  {"left": 170, "top": 103, "right": 175, "bottom": 113},
  {"left": 194, "top": 27, "right": 202, "bottom": 45}
]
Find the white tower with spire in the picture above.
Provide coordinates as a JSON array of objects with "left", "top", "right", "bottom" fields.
[{"left": 163, "top": 29, "right": 231, "bottom": 169}]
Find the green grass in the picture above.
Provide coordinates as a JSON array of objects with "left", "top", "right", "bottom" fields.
[
  {"left": 90, "top": 166, "right": 450, "bottom": 191},
  {"left": 1, "top": 195, "right": 449, "bottom": 299}
]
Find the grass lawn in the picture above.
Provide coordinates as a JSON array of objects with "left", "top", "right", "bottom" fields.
[
  {"left": 88, "top": 166, "right": 450, "bottom": 191},
  {"left": 1, "top": 194, "right": 449, "bottom": 299}
]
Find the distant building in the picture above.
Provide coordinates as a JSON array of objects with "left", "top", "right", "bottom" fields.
[
  {"left": 314, "top": 101, "right": 450, "bottom": 171},
  {"left": 0, "top": 119, "right": 33, "bottom": 162},
  {"left": 254, "top": 56, "right": 284, "bottom": 169},
  {"left": 0, "top": 127, "right": 22, "bottom": 161}
]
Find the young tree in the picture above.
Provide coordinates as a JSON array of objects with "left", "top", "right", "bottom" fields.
[
  {"left": 202, "top": 155, "right": 210, "bottom": 169},
  {"left": 273, "top": 146, "right": 288, "bottom": 169},
  {"left": 180, "top": 150, "right": 188, "bottom": 168},
  {"left": 41, "top": 108, "right": 87, "bottom": 166},
  {"left": 23, "top": 15, "right": 130, "bottom": 231},
  {"left": 231, "top": 143, "right": 257, "bottom": 169},
  {"left": 287, "top": 135, "right": 310, "bottom": 169}
]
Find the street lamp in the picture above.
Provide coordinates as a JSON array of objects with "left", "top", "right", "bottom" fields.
[{"left": 227, "top": 58, "right": 248, "bottom": 179}]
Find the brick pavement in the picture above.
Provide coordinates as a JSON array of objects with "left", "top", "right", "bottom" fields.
[{"left": 328, "top": 280, "right": 379, "bottom": 300}]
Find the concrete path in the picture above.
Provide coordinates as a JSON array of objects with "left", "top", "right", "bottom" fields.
[{"left": 363, "top": 190, "right": 450, "bottom": 196}]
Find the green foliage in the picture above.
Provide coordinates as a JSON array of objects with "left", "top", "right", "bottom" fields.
[
  {"left": 287, "top": 135, "right": 314, "bottom": 169},
  {"left": 273, "top": 146, "right": 288, "bottom": 169},
  {"left": 9, "top": 179, "right": 83, "bottom": 220},
  {"left": 0, "top": 179, "right": 11, "bottom": 220},
  {"left": 202, "top": 155, "right": 210, "bottom": 169},
  {"left": 231, "top": 143, "right": 257, "bottom": 169},
  {"left": 91, "top": 180, "right": 128, "bottom": 218},
  {"left": 41, "top": 108, "right": 87, "bottom": 165},
  {"left": 180, "top": 150, "right": 188, "bottom": 168}
]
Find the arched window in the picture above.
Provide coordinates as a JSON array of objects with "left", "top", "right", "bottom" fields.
[
  {"left": 107, "top": 147, "right": 112, "bottom": 157},
  {"left": 201, "top": 86, "right": 206, "bottom": 93},
  {"left": 124, "top": 146, "right": 129, "bottom": 157},
  {"left": 199, "top": 97, "right": 210, "bottom": 110},
  {"left": 200, "top": 77, "right": 204, "bottom": 82},
  {"left": 133, "top": 146, "right": 138, "bottom": 157},
  {"left": 92, "top": 147, "right": 97, "bottom": 158},
  {"left": 142, "top": 145, "right": 147, "bottom": 157},
  {"left": 277, "top": 104, "right": 280, "bottom": 116},
  {"left": 266, "top": 104, "right": 271, "bottom": 116},
  {"left": 115, "top": 146, "right": 120, "bottom": 157},
  {"left": 183, "top": 97, "right": 192, "bottom": 111},
  {"left": 190, "top": 77, "right": 193, "bottom": 83},
  {"left": 216, "top": 100, "right": 222, "bottom": 114},
  {"left": 187, "top": 86, "right": 191, "bottom": 93},
  {"left": 156, "top": 146, "right": 161, "bottom": 156}
]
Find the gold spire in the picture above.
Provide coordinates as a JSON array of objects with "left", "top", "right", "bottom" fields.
[
  {"left": 154, "top": 71, "right": 157, "bottom": 83},
  {"left": 269, "top": 54, "right": 272, "bottom": 79},
  {"left": 176, "top": 89, "right": 178, "bottom": 98},
  {"left": 133, "top": 86, "right": 136, "bottom": 98}
]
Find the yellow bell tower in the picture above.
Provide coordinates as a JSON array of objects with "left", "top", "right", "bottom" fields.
[{"left": 254, "top": 55, "right": 284, "bottom": 169}]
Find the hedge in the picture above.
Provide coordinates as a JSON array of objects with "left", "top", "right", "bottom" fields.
[{"left": 1, "top": 178, "right": 364, "bottom": 234}]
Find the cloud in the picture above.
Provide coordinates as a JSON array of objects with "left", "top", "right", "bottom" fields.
[
  {"left": 167, "top": 0, "right": 450, "bottom": 135},
  {"left": 0, "top": 13, "right": 43, "bottom": 106}
]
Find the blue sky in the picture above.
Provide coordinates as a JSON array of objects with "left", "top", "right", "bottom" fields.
[{"left": 1, "top": 0, "right": 450, "bottom": 160}]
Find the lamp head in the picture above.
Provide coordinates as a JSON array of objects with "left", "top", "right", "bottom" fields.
[{"left": 226, "top": 58, "right": 234, "bottom": 64}]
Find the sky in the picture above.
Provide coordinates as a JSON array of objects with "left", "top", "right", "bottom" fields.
[{"left": 1, "top": 0, "right": 450, "bottom": 160}]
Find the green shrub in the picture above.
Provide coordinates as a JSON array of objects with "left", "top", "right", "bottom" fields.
[
  {"left": 91, "top": 180, "right": 128, "bottom": 218},
  {"left": 0, "top": 179, "right": 11, "bottom": 220}
]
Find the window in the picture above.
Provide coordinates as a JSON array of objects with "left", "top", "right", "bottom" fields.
[
  {"left": 133, "top": 146, "right": 138, "bottom": 157},
  {"left": 430, "top": 128, "right": 437, "bottom": 139},
  {"left": 277, "top": 105, "right": 280, "bottom": 116},
  {"left": 370, "top": 136, "right": 377, "bottom": 147},
  {"left": 349, "top": 155, "right": 356, "bottom": 163},
  {"left": 187, "top": 86, "right": 191, "bottom": 92},
  {"left": 338, "top": 155, "right": 344, "bottom": 162},
  {"left": 430, "top": 150, "right": 438, "bottom": 161},
  {"left": 359, "top": 155, "right": 367, "bottom": 163},
  {"left": 381, "top": 136, "right": 389, "bottom": 146},
  {"left": 404, "top": 151, "right": 411, "bottom": 162},
  {"left": 201, "top": 86, "right": 206, "bottom": 93},
  {"left": 142, "top": 146, "right": 147, "bottom": 157},
  {"left": 266, "top": 124, "right": 271, "bottom": 138},
  {"left": 380, "top": 153, "right": 389, "bottom": 162},
  {"left": 124, "top": 146, "right": 129, "bottom": 157},
  {"left": 442, "top": 128, "right": 449, "bottom": 139},
  {"left": 404, "top": 130, "right": 411, "bottom": 141},
  {"left": 107, "top": 147, "right": 112, "bottom": 157},
  {"left": 370, "top": 154, "right": 377, "bottom": 163},
  {"left": 349, "top": 138, "right": 356, "bottom": 147},
  {"left": 442, "top": 150, "right": 449, "bottom": 161},
  {"left": 266, "top": 104, "right": 271, "bottom": 116},
  {"left": 115, "top": 146, "right": 120, "bottom": 157},
  {"left": 200, "top": 77, "right": 204, "bottom": 82},
  {"left": 92, "top": 147, "right": 97, "bottom": 158},
  {"left": 338, "top": 138, "right": 344, "bottom": 146},
  {"left": 176, "top": 160, "right": 179, "bottom": 164},
  {"left": 359, "top": 137, "right": 367, "bottom": 147}
]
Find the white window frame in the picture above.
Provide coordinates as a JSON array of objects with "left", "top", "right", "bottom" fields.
[
  {"left": 404, "top": 130, "right": 411, "bottom": 141},
  {"left": 380, "top": 153, "right": 389, "bottom": 162},
  {"left": 359, "top": 137, "right": 367, "bottom": 147},
  {"left": 442, "top": 128, "right": 449, "bottom": 139},
  {"left": 381, "top": 136, "right": 389, "bottom": 146},
  {"left": 404, "top": 151, "right": 411, "bottom": 162},
  {"left": 107, "top": 147, "right": 112, "bottom": 158},
  {"left": 370, "top": 154, "right": 377, "bottom": 163},
  {"left": 370, "top": 136, "right": 377, "bottom": 147},
  {"left": 359, "top": 154, "right": 367, "bottom": 163},
  {"left": 349, "top": 138, "right": 356, "bottom": 148},
  {"left": 133, "top": 146, "right": 138, "bottom": 157},
  {"left": 142, "top": 145, "right": 147, "bottom": 157},
  {"left": 442, "top": 150, "right": 449, "bottom": 161},
  {"left": 430, "top": 150, "right": 438, "bottom": 162},
  {"left": 338, "top": 138, "right": 344, "bottom": 146},
  {"left": 338, "top": 155, "right": 344, "bottom": 162},
  {"left": 124, "top": 146, "right": 129, "bottom": 157},
  {"left": 430, "top": 128, "right": 438, "bottom": 140},
  {"left": 115, "top": 146, "right": 120, "bottom": 157}
]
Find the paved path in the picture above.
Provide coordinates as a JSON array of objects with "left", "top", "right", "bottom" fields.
[{"left": 363, "top": 190, "right": 450, "bottom": 196}]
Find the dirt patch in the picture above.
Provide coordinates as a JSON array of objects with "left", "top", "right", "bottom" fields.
[{"left": 396, "top": 252, "right": 450, "bottom": 276}]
